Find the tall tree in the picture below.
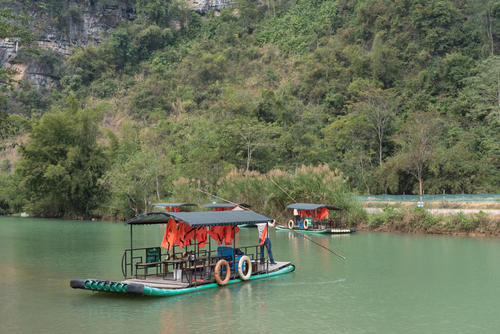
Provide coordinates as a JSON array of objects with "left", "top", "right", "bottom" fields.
[
  {"left": 391, "top": 112, "right": 441, "bottom": 198},
  {"left": 16, "top": 102, "right": 109, "bottom": 217},
  {"left": 227, "top": 117, "right": 279, "bottom": 171},
  {"left": 354, "top": 86, "right": 397, "bottom": 166}
]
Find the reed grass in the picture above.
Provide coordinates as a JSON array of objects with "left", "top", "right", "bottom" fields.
[{"left": 168, "top": 164, "right": 367, "bottom": 226}]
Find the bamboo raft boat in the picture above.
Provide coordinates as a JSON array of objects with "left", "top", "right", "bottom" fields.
[
  {"left": 70, "top": 210, "right": 295, "bottom": 297},
  {"left": 276, "top": 203, "right": 356, "bottom": 234}
]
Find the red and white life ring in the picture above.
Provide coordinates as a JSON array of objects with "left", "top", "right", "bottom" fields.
[{"left": 238, "top": 255, "right": 252, "bottom": 281}]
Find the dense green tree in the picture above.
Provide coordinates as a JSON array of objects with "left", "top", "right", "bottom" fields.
[
  {"left": 391, "top": 112, "right": 442, "bottom": 198},
  {"left": 461, "top": 56, "right": 500, "bottom": 123},
  {"left": 352, "top": 84, "right": 397, "bottom": 166},
  {"left": 16, "top": 100, "right": 109, "bottom": 217}
]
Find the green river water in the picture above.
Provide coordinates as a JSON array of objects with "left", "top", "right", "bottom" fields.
[{"left": 1, "top": 216, "right": 500, "bottom": 333}]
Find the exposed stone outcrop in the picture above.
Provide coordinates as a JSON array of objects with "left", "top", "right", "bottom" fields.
[
  {"left": 1, "top": 0, "right": 235, "bottom": 87},
  {"left": 1, "top": 2, "right": 136, "bottom": 87},
  {"left": 187, "top": 0, "right": 235, "bottom": 13},
  {"left": 34, "top": 4, "right": 136, "bottom": 50}
]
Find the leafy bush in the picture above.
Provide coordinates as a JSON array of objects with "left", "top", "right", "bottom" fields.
[
  {"left": 449, "top": 212, "right": 479, "bottom": 231},
  {"left": 368, "top": 205, "right": 399, "bottom": 228}
]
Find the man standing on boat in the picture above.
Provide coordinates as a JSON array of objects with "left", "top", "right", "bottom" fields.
[
  {"left": 257, "top": 220, "right": 276, "bottom": 264},
  {"left": 293, "top": 208, "right": 300, "bottom": 222}
]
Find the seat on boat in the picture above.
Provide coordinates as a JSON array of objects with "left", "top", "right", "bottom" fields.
[
  {"left": 135, "top": 247, "right": 162, "bottom": 278},
  {"left": 217, "top": 246, "right": 245, "bottom": 272},
  {"left": 146, "top": 247, "right": 161, "bottom": 264}
]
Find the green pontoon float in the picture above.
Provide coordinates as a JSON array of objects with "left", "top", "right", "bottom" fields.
[{"left": 70, "top": 210, "right": 295, "bottom": 297}]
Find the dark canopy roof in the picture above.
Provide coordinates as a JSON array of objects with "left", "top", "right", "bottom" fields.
[
  {"left": 286, "top": 203, "right": 342, "bottom": 211},
  {"left": 126, "top": 210, "right": 272, "bottom": 227},
  {"left": 203, "top": 202, "right": 251, "bottom": 209},
  {"left": 152, "top": 203, "right": 197, "bottom": 208}
]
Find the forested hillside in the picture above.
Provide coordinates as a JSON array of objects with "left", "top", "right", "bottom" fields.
[{"left": 0, "top": 0, "right": 499, "bottom": 219}]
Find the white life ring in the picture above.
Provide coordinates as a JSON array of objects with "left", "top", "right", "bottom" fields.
[
  {"left": 238, "top": 255, "right": 252, "bottom": 281},
  {"left": 214, "top": 259, "right": 230, "bottom": 286},
  {"left": 304, "top": 219, "right": 309, "bottom": 229},
  {"left": 288, "top": 220, "right": 294, "bottom": 229}
]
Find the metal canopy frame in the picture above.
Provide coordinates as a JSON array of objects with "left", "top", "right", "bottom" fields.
[{"left": 126, "top": 210, "right": 272, "bottom": 227}]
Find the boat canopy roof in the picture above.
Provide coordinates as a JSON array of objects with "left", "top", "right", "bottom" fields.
[
  {"left": 126, "top": 210, "right": 272, "bottom": 227},
  {"left": 286, "top": 203, "right": 342, "bottom": 211},
  {"left": 203, "top": 202, "right": 251, "bottom": 209},
  {"left": 152, "top": 203, "right": 197, "bottom": 208}
]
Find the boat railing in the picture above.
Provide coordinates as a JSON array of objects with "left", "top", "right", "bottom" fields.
[
  {"left": 324, "top": 217, "right": 345, "bottom": 228},
  {"left": 121, "top": 244, "right": 272, "bottom": 282},
  {"left": 121, "top": 247, "right": 170, "bottom": 279},
  {"left": 183, "top": 245, "right": 270, "bottom": 287}
]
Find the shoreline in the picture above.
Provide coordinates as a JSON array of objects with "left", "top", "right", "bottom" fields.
[
  {"left": 361, "top": 203, "right": 500, "bottom": 238},
  {"left": 356, "top": 223, "right": 500, "bottom": 238}
]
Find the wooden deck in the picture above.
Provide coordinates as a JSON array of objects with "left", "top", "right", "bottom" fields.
[
  {"left": 123, "top": 261, "right": 292, "bottom": 289},
  {"left": 123, "top": 278, "right": 190, "bottom": 289}
]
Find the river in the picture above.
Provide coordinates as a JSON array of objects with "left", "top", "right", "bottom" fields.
[{"left": 1, "top": 216, "right": 499, "bottom": 333}]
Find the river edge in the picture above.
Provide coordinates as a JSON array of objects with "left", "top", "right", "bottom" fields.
[
  {"left": 360, "top": 204, "right": 500, "bottom": 238},
  {"left": 4, "top": 203, "right": 500, "bottom": 238}
]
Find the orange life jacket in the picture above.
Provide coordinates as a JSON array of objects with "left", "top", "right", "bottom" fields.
[
  {"left": 208, "top": 226, "right": 225, "bottom": 245},
  {"left": 318, "top": 207, "right": 329, "bottom": 220},
  {"left": 223, "top": 225, "right": 240, "bottom": 245},
  {"left": 161, "top": 218, "right": 177, "bottom": 250},
  {"left": 196, "top": 226, "right": 208, "bottom": 249},
  {"left": 258, "top": 224, "right": 268, "bottom": 246},
  {"left": 175, "top": 222, "right": 186, "bottom": 249},
  {"left": 184, "top": 225, "right": 196, "bottom": 247}
]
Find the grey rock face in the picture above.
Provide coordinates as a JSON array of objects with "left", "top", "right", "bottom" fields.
[
  {"left": 1, "top": 0, "right": 235, "bottom": 87},
  {"left": 1, "top": 2, "right": 135, "bottom": 87},
  {"left": 0, "top": 39, "right": 20, "bottom": 67},
  {"left": 188, "top": 0, "right": 235, "bottom": 13}
]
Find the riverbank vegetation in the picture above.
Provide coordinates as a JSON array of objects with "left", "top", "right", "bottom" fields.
[
  {"left": 364, "top": 207, "right": 500, "bottom": 237},
  {"left": 0, "top": 0, "right": 499, "bottom": 221}
]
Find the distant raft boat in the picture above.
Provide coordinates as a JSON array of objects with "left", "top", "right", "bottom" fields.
[
  {"left": 70, "top": 210, "right": 295, "bottom": 297},
  {"left": 275, "top": 225, "right": 355, "bottom": 234},
  {"left": 276, "top": 203, "right": 356, "bottom": 234}
]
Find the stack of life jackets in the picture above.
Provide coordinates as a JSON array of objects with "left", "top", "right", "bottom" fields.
[{"left": 161, "top": 220, "right": 239, "bottom": 250}]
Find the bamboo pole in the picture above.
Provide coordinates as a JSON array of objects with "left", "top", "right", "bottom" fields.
[
  {"left": 289, "top": 229, "right": 346, "bottom": 260},
  {"left": 270, "top": 178, "right": 296, "bottom": 202},
  {"left": 196, "top": 188, "right": 252, "bottom": 210}
]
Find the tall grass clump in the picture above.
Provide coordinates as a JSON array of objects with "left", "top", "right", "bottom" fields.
[
  {"left": 166, "top": 165, "right": 366, "bottom": 226},
  {"left": 368, "top": 206, "right": 399, "bottom": 228},
  {"left": 168, "top": 177, "right": 211, "bottom": 206},
  {"left": 216, "top": 164, "right": 366, "bottom": 226},
  {"left": 447, "top": 212, "right": 480, "bottom": 231}
]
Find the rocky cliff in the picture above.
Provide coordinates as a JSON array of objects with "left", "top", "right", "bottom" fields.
[
  {"left": 188, "top": 0, "right": 235, "bottom": 13},
  {"left": 1, "top": 1, "right": 138, "bottom": 87},
  {"left": 1, "top": 0, "right": 235, "bottom": 87}
]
